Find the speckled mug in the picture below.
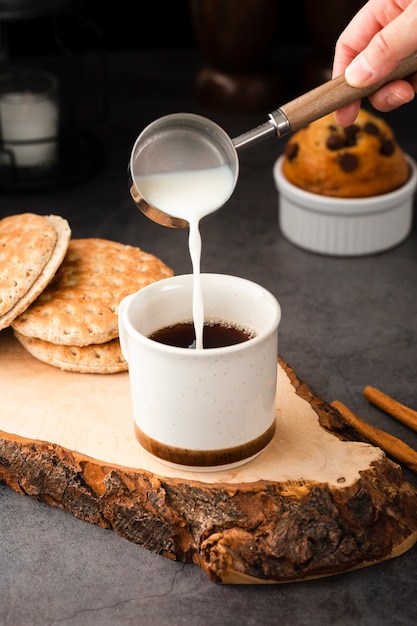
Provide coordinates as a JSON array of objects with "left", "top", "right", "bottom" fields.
[{"left": 118, "top": 273, "right": 280, "bottom": 471}]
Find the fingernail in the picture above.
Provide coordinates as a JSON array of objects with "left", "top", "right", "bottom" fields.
[
  {"left": 387, "top": 89, "right": 415, "bottom": 107},
  {"left": 345, "top": 55, "right": 375, "bottom": 87}
]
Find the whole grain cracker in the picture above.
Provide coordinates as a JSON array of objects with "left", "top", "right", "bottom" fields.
[
  {"left": 13, "top": 330, "right": 127, "bottom": 374},
  {"left": 0, "top": 213, "right": 57, "bottom": 317},
  {"left": 0, "top": 215, "right": 71, "bottom": 331},
  {"left": 12, "top": 237, "right": 173, "bottom": 345}
]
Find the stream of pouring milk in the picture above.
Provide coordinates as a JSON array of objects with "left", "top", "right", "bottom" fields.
[{"left": 136, "top": 165, "right": 235, "bottom": 349}]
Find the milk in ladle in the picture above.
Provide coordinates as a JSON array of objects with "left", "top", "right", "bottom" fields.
[{"left": 135, "top": 164, "right": 235, "bottom": 349}]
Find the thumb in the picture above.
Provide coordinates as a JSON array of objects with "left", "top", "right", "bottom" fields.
[{"left": 345, "top": 6, "right": 417, "bottom": 87}]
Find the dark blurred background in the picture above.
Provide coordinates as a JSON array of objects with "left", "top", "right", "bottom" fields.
[
  {"left": 0, "top": 1, "right": 365, "bottom": 63},
  {"left": 0, "top": 0, "right": 366, "bottom": 190},
  {"left": 2, "top": 1, "right": 306, "bottom": 52},
  {"left": 0, "top": 0, "right": 367, "bottom": 111}
]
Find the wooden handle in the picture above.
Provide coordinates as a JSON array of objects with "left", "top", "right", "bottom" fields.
[
  {"left": 331, "top": 400, "right": 417, "bottom": 474},
  {"left": 364, "top": 386, "right": 417, "bottom": 433},
  {"left": 278, "top": 51, "right": 417, "bottom": 132}
]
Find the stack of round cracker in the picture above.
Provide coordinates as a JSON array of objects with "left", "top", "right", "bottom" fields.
[
  {"left": 0, "top": 213, "right": 71, "bottom": 331},
  {"left": 11, "top": 237, "right": 174, "bottom": 374}
]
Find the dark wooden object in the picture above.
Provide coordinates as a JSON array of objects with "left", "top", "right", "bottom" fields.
[{"left": 190, "top": 0, "right": 281, "bottom": 112}]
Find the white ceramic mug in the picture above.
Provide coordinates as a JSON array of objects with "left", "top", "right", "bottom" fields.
[{"left": 118, "top": 273, "right": 281, "bottom": 470}]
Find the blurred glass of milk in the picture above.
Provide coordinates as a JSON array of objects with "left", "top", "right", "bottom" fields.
[{"left": 0, "top": 69, "right": 58, "bottom": 168}]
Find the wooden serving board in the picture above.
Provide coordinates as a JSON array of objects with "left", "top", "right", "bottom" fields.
[{"left": 1, "top": 327, "right": 417, "bottom": 584}]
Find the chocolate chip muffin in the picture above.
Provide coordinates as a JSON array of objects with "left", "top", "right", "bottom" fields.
[{"left": 282, "top": 109, "right": 409, "bottom": 197}]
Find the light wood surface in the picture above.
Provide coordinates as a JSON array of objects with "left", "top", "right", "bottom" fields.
[
  {"left": 1, "top": 327, "right": 417, "bottom": 583},
  {"left": 0, "top": 327, "right": 382, "bottom": 483}
]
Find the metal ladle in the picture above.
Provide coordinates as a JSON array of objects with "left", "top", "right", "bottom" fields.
[{"left": 130, "top": 52, "right": 417, "bottom": 228}]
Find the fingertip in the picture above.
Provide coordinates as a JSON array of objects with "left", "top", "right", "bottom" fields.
[
  {"left": 368, "top": 80, "right": 416, "bottom": 112},
  {"left": 345, "top": 55, "right": 375, "bottom": 87},
  {"left": 334, "top": 103, "right": 361, "bottom": 127},
  {"left": 388, "top": 83, "right": 416, "bottom": 107}
]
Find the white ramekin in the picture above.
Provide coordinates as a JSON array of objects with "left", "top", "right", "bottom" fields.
[{"left": 273, "top": 154, "right": 417, "bottom": 256}]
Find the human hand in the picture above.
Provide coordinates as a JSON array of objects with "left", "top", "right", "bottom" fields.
[{"left": 332, "top": 0, "right": 417, "bottom": 126}]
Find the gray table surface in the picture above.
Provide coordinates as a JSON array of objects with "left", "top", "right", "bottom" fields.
[{"left": 1, "top": 48, "right": 417, "bottom": 626}]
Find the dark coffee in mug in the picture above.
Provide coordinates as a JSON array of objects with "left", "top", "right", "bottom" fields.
[{"left": 148, "top": 320, "right": 255, "bottom": 349}]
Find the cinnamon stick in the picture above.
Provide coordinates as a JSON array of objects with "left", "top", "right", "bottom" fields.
[
  {"left": 331, "top": 400, "right": 417, "bottom": 474},
  {"left": 363, "top": 386, "right": 417, "bottom": 433}
]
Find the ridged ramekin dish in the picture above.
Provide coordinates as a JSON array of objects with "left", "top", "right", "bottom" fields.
[{"left": 273, "top": 154, "right": 417, "bottom": 256}]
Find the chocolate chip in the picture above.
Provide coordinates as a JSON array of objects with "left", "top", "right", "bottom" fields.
[
  {"left": 345, "top": 124, "right": 360, "bottom": 136},
  {"left": 380, "top": 139, "right": 395, "bottom": 156},
  {"left": 363, "top": 121, "right": 380, "bottom": 136},
  {"left": 285, "top": 142, "right": 299, "bottom": 160},
  {"left": 344, "top": 124, "right": 360, "bottom": 146},
  {"left": 339, "top": 152, "right": 359, "bottom": 172},
  {"left": 326, "top": 134, "right": 345, "bottom": 150}
]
